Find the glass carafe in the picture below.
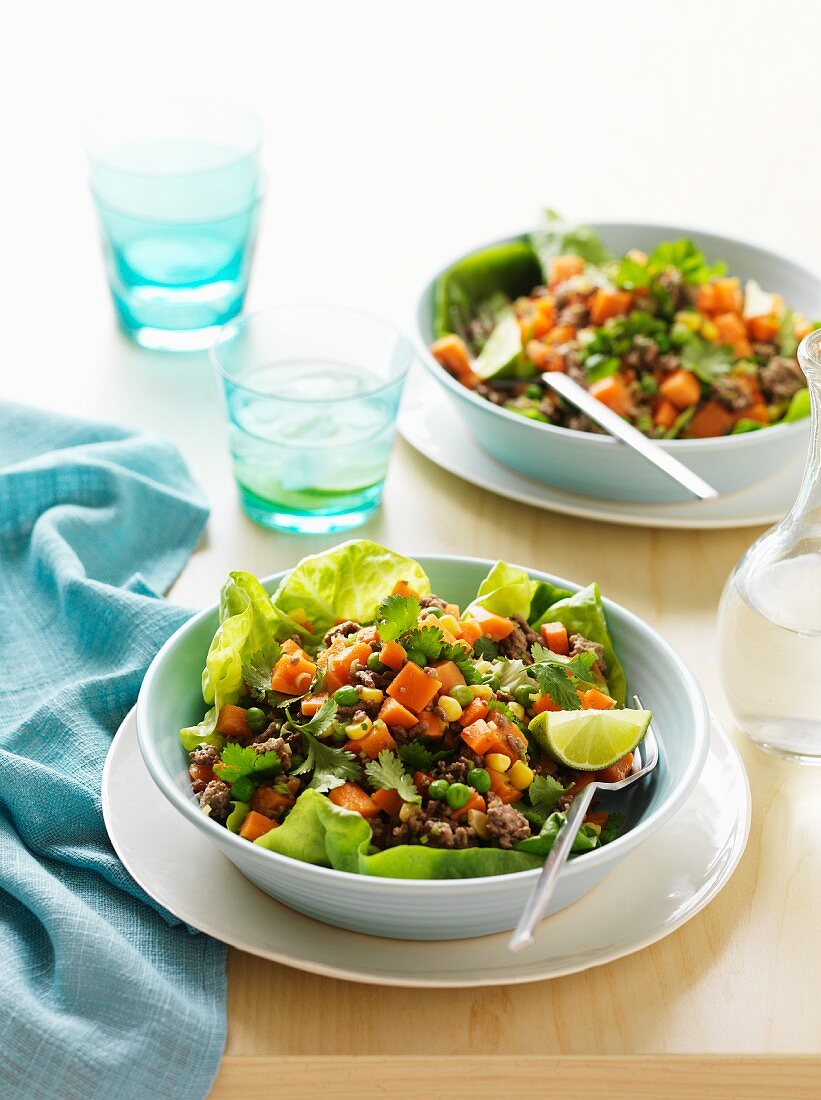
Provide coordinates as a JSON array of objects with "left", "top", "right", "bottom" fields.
[{"left": 718, "top": 329, "right": 821, "bottom": 763}]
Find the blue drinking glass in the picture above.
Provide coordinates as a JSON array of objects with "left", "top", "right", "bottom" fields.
[
  {"left": 86, "top": 101, "right": 263, "bottom": 351},
  {"left": 212, "top": 306, "right": 412, "bottom": 534}
]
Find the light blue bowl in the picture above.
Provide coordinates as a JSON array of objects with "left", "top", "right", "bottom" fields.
[
  {"left": 416, "top": 223, "right": 816, "bottom": 503},
  {"left": 136, "top": 556, "right": 710, "bottom": 940}
]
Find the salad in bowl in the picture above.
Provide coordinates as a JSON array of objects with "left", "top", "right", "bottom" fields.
[
  {"left": 416, "top": 216, "right": 818, "bottom": 502},
  {"left": 137, "top": 542, "right": 709, "bottom": 938}
]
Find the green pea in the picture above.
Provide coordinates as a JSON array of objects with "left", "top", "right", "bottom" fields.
[
  {"left": 445, "top": 782, "right": 471, "bottom": 810},
  {"left": 231, "top": 776, "right": 254, "bottom": 802},
  {"left": 245, "top": 707, "right": 267, "bottom": 734},
  {"left": 514, "top": 684, "right": 535, "bottom": 708},
  {"left": 482, "top": 673, "right": 501, "bottom": 691},
  {"left": 525, "top": 383, "right": 542, "bottom": 399},
  {"left": 450, "top": 684, "right": 474, "bottom": 708},
  {"left": 406, "top": 649, "right": 427, "bottom": 667},
  {"left": 426, "top": 607, "right": 444, "bottom": 618},
  {"left": 428, "top": 779, "right": 449, "bottom": 801},
  {"left": 368, "top": 652, "right": 388, "bottom": 673},
  {"left": 467, "top": 767, "right": 491, "bottom": 793},
  {"left": 333, "top": 685, "right": 360, "bottom": 706}
]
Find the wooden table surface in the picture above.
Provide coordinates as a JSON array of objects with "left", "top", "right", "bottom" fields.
[{"left": 4, "top": 1, "right": 820, "bottom": 1095}]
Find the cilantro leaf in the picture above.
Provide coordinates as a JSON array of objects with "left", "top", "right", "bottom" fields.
[
  {"left": 398, "top": 741, "right": 454, "bottom": 772},
  {"left": 242, "top": 643, "right": 282, "bottom": 700},
  {"left": 600, "top": 812, "right": 626, "bottom": 845},
  {"left": 365, "top": 750, "right": 420, "bottom": 803},
  {"left": 287, "top": 698, "right": 338, "bottom": 739},
  {"left": 531, "top": 644, "right": 596, "bottom": 683},
  {"left": 471, "top": 636, "right": 500, "bottom": 661},
  {"left": 679, "top": 335, "right": 734, "bottom": 383},
  {"left": 214, "top": 742, "right": 281, "bottom": 785},
  {"left": 438, "top": 640, "right": 481, "bottom": 684},
  {"left": 398, "top": 741, "right": 435, "bottom": 771},
  {"left": 620, "top": 239, "right": 725, "bottom": 287},
  {"left": 292, "top": 731, "right": 361, "bottom": 792},
  {"left": 377, "top": 594, "right": 421, "bottom": 642},
  {"left": 403, "top": 625, "right": 444, "bottom": 659},
  {"left": 530, "top": 661, "right": 581, "bottom": 711},
  {"left": 529, "top": 774, "right": 568, "bottom": 817},
  {"left": 287, "top": 699, "right": 362, "bottom": 792}
]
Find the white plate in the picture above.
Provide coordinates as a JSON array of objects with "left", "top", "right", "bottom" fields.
[
  {"left": 398, "top": 368, "right": 803, "bottom": 530},
  {"left": 103, "top": 709, "right": 750, "bottom": 988}
]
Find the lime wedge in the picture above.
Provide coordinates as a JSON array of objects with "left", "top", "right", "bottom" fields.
[
  {"left": 528, "top": 708, "right": 651, "bottom": 771},
  {"left": 474, "top": 313, "right": 523, "bottom": 380}
]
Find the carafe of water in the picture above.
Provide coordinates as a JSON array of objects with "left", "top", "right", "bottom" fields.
[{"left": 718, "top": 330, "right": 821, "bottom": 763}]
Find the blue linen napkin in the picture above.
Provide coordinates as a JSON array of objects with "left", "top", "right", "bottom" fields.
[{"left": 0, "top": 402, "right": 226, "bottom": 1100}]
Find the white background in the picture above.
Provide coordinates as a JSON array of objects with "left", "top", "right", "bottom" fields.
[{"left": 2, "top": 0, "right": 820, "bottom": 604}]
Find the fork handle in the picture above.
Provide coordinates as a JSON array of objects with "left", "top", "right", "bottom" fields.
[{"left": 508, "top": 784, "right": 597, "bottom": 953}]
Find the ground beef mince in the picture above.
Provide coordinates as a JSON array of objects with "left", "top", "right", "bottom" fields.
[
  {"left": 752, "top": 341, "right": 779, "bottom": 361},
  {"left": 569, "top": 633, "right": 607, "bottom": 675},
  {"left": 189, "top": 743, "right": 219, "bottom": 766},
  {"left": 484, "top": 796, "right": 531, "bottom": 849},
  {"left": 760, "top": 356, "right": 806, "bottom": 403},
  {"left": 252, "top": 735, "right": 292, "bottom": 770},
  {"left": 198, "top": 778, "right": 231, "bottom": 823},
  {"left": 420, "top": 594, "right": 448, "bottom": 611},
  {"left": 497, "top": 614, "right": 540, "bottom": 663},
  {"left": 391, "top": 802, "right": 477, "bottom": 850},
  {"left": 322, "top": 620, "right": 359, "bottom": 647},
  {"left": 351, "top": 665, "right": 395, "bottom": 692},
  {"left": 713, "top": 375, "right": 754, "bottom": 411}
]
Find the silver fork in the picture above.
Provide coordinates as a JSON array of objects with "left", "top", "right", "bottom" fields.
[{"left": 508, "top": 693, "right": 660, "bottom": 953}]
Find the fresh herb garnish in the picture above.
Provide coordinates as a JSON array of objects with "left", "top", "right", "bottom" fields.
[
  {"left": 614, "top": 240, "right": 725, "bottom": 290},
  {"left": 241, "top": 643, "right": 282, "bottom": 700},
  {"left": 214, "top": 742, "right": 281, "bottom": 785},
  {"left": 530, "top": 644, "right": 596, "bottom": 682},
  {"left": 600, "top": 812, "right": 626, "bottom": 845},
  {"left": 288, "top": 699, "right": 362, "bottom": 792},
  {"left": 530, "top": 661, "right": 581, "bottom": 711},
  {"left": 377, "top": 594, "right": 421, "bottom": 641},
  {"left": 398, "top": 741, "right": 454, "bottom": 772},
  {"left": 678, "top": 334, "right": 734, "bottom": 383},
  {"left": 472, "top": 636, "right": 500, "bottom": 661},
  {"left": 528, "top": 774, "right": 568, "bottom": 818},
  {"left": 365, "top": 750, "right": 420, "bottom": 803},
  {"left": 402, "top": 625, "right": 444, "bottom": 658}
]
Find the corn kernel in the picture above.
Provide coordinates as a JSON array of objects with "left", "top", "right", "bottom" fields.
[
  {"left": 470, "top": 683, "right": 493, "bottom": 700},
  {"left": 437, "top": 695, "right": 463, "bottom": 722},
  {"left": 345, "top": 717, "right": 372, "bottom": 740},
  {"left": 700, "top": 318, "right": 719, "bottom": 342},
  {"left": 485, "top": 752, "right": 511, "bottom": 773},
  {"left": 358, "top": 687, "right": 383, "bottom": 705},
  {"left": 674, "top": 309, "right": 702, "bottom": 332},
  {"left": 438, "top": 614, "right": 461, "bottom": 636},
  {"left": 508, "top": 761, "right": 534, "bottom": 790},
  {"left": 507, "top": 702, "right": 526, "bottom": 721},
  {"left": 399, "top": 801, "right": 420, "bottom": 823},
  {"left": 467, "top": 809, "right": 490, "bottom": 839}
]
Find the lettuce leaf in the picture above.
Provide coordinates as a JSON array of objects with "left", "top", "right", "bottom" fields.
[
  {"left": 468, "top": 560, "right": 537, "bottom": 619},
  {"left": 255, "top": 789, "right": 600, "bottom": 878},
  {"left": 530, "top": 210, "right": 612, "bottom": 277},
  {"left": 270, "top": 540, "right": 431, "bottom": 637},
  {"left": 531, "top": 583, "right": 626, "bottom": 706},
  {"left": 180, "top": 571, "right": 283, "bottom": 750},
  {"left": 783, "top": 387, "right": 810, "bottom": 423}
]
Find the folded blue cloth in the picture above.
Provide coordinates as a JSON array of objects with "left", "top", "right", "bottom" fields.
[{"left": 0, "top": 403, "right": 226, "bottom": 1100}]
